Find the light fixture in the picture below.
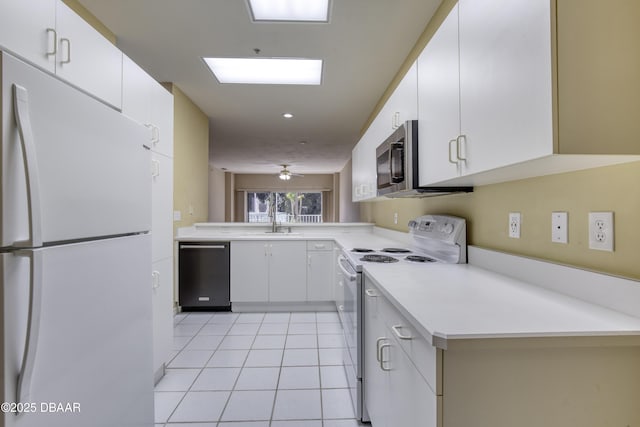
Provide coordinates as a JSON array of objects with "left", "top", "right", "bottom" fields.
[
  {"left": 203, "top": 57, "right": 323, "bottom": 85},
  {"left": 283, "top": 113, "right": 294, "bottom": 118},
  {"left": 247, "top": 0, "right": 330, "bottom": 22},
  {"left": 279, "top": 172, "right": 292, "bottom": 181}
]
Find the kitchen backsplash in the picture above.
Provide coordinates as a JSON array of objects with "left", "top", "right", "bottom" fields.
[{"left": 360, "top": 161, "right": 640, "bottom": 280}]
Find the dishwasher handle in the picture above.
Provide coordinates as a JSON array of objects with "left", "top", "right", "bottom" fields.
[{"left": 181, "top": 244, "right": 227, "bottom": 249}]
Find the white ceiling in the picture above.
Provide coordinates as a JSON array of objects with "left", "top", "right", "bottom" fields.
[{"left": 77, "top": 0, "right": 441, "bottom": 174}]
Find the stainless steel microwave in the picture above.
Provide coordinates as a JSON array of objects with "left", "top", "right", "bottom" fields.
[{"left": 375, "top": 120, "right": 473, "bottom": 197}]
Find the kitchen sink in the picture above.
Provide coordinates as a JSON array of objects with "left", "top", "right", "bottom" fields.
[{"left": 245, "top": 231, "right": 302, "bottom": 236}]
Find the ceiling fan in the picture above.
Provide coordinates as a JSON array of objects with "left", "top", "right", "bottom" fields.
[{"left": 278, "top": 164, "right": 304, "bottom": 180}]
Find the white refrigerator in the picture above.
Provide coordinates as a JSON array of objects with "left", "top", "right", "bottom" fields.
[{"left": 0, "top": 52, "right": 154, "bottom": 426}]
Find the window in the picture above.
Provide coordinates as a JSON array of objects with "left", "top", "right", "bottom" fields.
[{"left": 247, "top": 192, "right": 322, "bottom": 223}]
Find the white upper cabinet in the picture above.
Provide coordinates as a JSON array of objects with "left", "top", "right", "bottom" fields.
[
  {"left": 150, "top": 152, "right": 174, "bottom": 262},
  {"left": 54, "top": 1, "right": 122, "bottom": 109},
  {"left": 378, "top": 62, "right": 418, "bottom": 134},
  {"left": 123, "top": 55, "right": 174, "bottom": 157},
  {"left": 418, "top": 0, "right": 640, "bottom": 187},
  {"left": 458, "top": 0, "right": 553, "bottom": 176},
  {"left": 122, "top": 55, "right": 153, "bottom": 124},
  {"left": 0, "top": 0, "right": 123, "bottom": 108},
  {"left": 352, "top": 62, "right": 418, "bottom": 202},
  {"left": 0, "top": 0, "right": 56, "bottom": 72},
  {"left": 417, "top": 4, "right": 461, "bottom": 185},
  {"left": 351, "top": 127, "right": 377, "bottom": 202}
]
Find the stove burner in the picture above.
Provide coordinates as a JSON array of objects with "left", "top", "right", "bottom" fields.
[
  {"left": 381, "top": 248, "right": 411, "bottom": 253},
  {"left": 360, "top": 255, "right": 399, "bottom": 263},
  {"left": 351, "top": 248, "right": 375, "bottom": 253},
  {"left": 406, "top": 255, "right": 436, "bottom": 263}
]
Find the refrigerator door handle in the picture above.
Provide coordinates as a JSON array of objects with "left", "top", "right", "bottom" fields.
[
  {"left": 13, "top": 84, "right": 44, "bottom": 248},
  {"left": 15, "top": 249, "right": 44, "bottom": 404}
]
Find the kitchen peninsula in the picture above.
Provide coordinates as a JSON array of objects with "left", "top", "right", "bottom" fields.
[{"left": 176, "top": 222, "right": 640, "bottom": 427}]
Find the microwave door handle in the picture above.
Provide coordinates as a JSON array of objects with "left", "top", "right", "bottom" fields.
[{"left": 390, "top": 143, "right": 404, "bottom": 183}]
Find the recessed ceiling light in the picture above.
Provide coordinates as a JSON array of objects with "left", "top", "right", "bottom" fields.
[
  {"left": 283, "top": 113, "right": 294, "bottom": 118},
  {"left": 203, "top": 58, "right": 323, "bottom": 85},
  {"left": 247, "top": 0, "right": 330, "bottom": 22}
]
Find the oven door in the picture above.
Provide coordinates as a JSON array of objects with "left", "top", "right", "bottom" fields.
[{"left": 337, "top": 254, "right": 362, "bottom": 417}]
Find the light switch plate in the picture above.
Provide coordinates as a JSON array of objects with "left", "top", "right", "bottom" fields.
[
  {"left": 551, "top": 212, "right": 568, "bottom": 244},
  {"left": 173, "top": 210, "right": 182, "bottom": 221}
]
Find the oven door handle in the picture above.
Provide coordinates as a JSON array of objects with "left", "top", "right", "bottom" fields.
[{"left": 337, "top": 256, "right": 357, "bottom": 282}]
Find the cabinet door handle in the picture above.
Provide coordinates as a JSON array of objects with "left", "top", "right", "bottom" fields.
[
  {"left": 365, "top": 289, "right": 378, "bottom": 298},
  {"left": 264, "top": 244, "right": 268, "bottom": 256},
  {"left": 379, "top": 343, "right": 391, "bottom": 371},
  {"left": 376, "top": 337, "right": 386, "bottom": 362},
  {"left": 456, "top": 134, "right": 467, "bottom": 161},
  {"left": 314, "top": 244, "right": 326, "bottom": 249},
  {"left": 60, "top": 38, "right": 71, "bottom": 64},
  {"left": 448, "top": 139, "right": 458, "bottom": 164},
  {"left": 46, "top": 28, "right": 57, "bottom": 56},
  {"left": 308, "top": 255, "right": 312, "bottom": 266},
  {"left": 151, "top": 159, "right": 160, "bottom": 178},
  {"left": 152, "top": 271, "right": 160, "bottom": 289},
  {"left": 391, "top": 325, "right": 412, "bottom": 340}
]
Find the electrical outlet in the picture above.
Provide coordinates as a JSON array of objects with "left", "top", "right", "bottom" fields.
[
  {"left": 588, "top": 211, "right": 614, "bottom": 252},
  {"left": 551, "top": 212, "right": 568, "bottom": 244},
  {"left": 393, "top": 212, "right": 398, "bottom": 225},
  {"left": 508, "top": 212, "right": 521, "bottom": 238}
]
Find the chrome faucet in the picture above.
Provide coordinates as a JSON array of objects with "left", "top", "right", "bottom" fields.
[{"left": 270, "top": 201, "right": 280, "bottom": 233}]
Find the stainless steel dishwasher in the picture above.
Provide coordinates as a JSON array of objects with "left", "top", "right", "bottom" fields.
[{"left": 178, "top": 241, "right": 231, "bottom": 311}]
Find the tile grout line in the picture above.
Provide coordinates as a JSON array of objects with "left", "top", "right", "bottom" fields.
[{"left": 161, "top": 311, "right": 355, "bottom": 426}]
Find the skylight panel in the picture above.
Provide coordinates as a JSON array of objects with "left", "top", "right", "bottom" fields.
[
  {"left": 203, "top": 58, "right": 323, "bottom": 85},
  {"left": 247, "top": 0, "right": 330, "bottom": 22}
]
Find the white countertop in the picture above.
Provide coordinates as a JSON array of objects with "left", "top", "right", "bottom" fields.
[
  {"left": 176, "top": 223, "right": 640, "bottom": 347},
  {"left": 363, "top": 261, "right": 640, "bottom": 348}
]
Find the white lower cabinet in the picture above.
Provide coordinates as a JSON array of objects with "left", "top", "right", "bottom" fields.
[
  {"left": 230, "top": 240, "right": 307, "bottom": 302},
  {"left": 364, "top": 276, "right": 439, "bottom": 427},
  {"left": 269, "top": 241, "right": 307, "bottom": 302},
  {"left": 230, "top": 241, "right": 269, "bottom": 302},
  {"left": 151, "top": 257, "right": 173, "bottom": 382},
  {"left": 307, "top": 241, "right": 334, "bottom": 302}
]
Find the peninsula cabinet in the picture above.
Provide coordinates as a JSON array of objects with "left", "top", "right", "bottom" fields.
[
  {"left": 417, "top": 0, "right": 640, "bottom": 187},
  {"left": 363, "top": 275, "right": 640, "bottom": 427},
  {"left": 0, "top": 0, "right": 123, "bottom": 108},
  {"left": 230, "top": 241, "right": 307, "bottom": 303}
]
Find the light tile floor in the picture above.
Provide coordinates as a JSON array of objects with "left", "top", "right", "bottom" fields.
[{"left": 154, "top": 311, "right": 365, "bottom": 427}]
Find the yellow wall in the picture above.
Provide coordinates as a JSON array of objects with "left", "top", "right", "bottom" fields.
[
  {"left": 61, "top": 0, "right": 116, "bottom": 44},
  {"left": 361, "top": 161, "right": 640, "bottom": 279},
  {"left": 170, "top": 85, "right": 209, "bottom": 233}
]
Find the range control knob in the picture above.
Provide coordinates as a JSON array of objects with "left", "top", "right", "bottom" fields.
[{"left": 441, "top": 223, "right": 454, "bottom": 234}]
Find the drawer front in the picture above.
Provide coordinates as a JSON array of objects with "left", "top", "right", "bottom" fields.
[
  {"left": 307, "top": 240, "right": 333, "bottom": 251},
  {"left": 382, "top": 298, "right": 441, "bottom": 395}
]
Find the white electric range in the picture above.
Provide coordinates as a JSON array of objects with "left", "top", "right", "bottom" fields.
[{"left": 337, "top": 215, "right": 467, "bottom": 422}]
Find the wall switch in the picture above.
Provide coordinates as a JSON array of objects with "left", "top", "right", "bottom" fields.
[
  {"left": 393, "top": 212, "right": 398, "bottom": 225},
  {"left": 589, "top": 211, "right": 614, "bottom": 251},
  {"left": 173, "top": 210, "right": 182, "bottom": 221},
  {"left": 551, "top": 212, "right": 568, "bottom": 244},
  {"left": 508, "top": 212, "right": 521, "bottom": 238}
]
